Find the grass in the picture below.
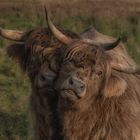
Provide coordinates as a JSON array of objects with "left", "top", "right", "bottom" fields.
[{"left": 0, "top": 0, "right": 140, "bottom": 139}]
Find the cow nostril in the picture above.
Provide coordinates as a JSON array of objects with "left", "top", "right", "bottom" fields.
[
  {"left": 68, "top": 77, "right": 85, "bottom": 90},
  {"left": 39, "top": 74, "right": 46, "bottom": 82},
  {"left": 80, "top": 85, "right": 85, "bottom": 90},
  {"left": 69, "top": 78, "right": 74, "bottom": 85},
  {"left": 39, "top": 73, "right": 56, "bottom": 83}
]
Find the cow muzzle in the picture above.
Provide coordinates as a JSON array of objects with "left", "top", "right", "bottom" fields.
[
  {"left": 37, "top": 71, "right": 56, "bottom": 88},
  {"left": 60, "top": 76, "right": 87, "bottom": 99}
]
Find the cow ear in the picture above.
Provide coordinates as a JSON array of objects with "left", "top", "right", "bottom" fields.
[
  {"left": 7, "top": 44, "right": 25, "bottom": 63},
  {"left": 103, "top": 73, "right": 127, "bottom": 97}
]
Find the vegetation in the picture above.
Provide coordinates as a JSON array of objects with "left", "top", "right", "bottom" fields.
[{"left": 0, "top": 0, "right": 140, "bottom": 139}]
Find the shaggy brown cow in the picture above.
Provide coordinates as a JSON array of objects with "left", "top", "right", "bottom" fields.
[
  {"left": 0, "top": 24, "right": 79, "bottom": 139},
  {"left": 44, "top": 14, "right": 140, "bottom": 140},
  {"left": 0, "top": 27, "right": 61, "bottom": 139}
]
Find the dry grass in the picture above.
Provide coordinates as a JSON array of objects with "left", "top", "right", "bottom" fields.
[{"left": 1, "top": 0, "right": 140, "bottom": 18}]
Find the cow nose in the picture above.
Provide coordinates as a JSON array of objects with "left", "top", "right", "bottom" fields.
[
  {"left": 68, "top": 77, "right": 86, "bottom": 94},
  {"left": 38, "top": 72, "right": 56, "bottom": 88}
]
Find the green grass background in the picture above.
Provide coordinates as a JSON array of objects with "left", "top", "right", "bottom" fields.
[{"left": 0, "top": 0, "right": 140, "bottom": 139}]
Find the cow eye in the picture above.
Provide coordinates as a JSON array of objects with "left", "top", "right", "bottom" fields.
[
  {"left": 95, "top": 68, "right": 103, "bottom": 76},
  {"left": 96, "top": 70, "right": 103, "bottom": 76}
]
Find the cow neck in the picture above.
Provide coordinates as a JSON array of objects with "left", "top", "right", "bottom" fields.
[
  {"left": 32, "top": 86, "right": 63, "bottom": 140},
  {"left": 57, "top": 96, "right": 98, "bottom": 140}
]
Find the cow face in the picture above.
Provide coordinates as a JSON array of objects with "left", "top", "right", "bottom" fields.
[
  {"left": 55, "top": 41, "right": 107, "bottom": 103},
  {"left": 34, "top": 55, "right": 59, "bottom": 95},
  {"left": 36, "top": 62, "right": 56, "bottom": 89}
]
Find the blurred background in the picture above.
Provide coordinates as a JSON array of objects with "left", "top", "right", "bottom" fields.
[{"left": 0, "top": 0, "right": 140, "bottom": 139}]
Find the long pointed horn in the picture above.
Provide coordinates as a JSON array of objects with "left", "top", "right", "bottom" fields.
[
  {"left": 112, "top": 63, "right": 140, "bottom": 74},
  {"left": 108, "top": 49, "right": 140, "bottom": 74},
  {"left": 83, "top": 37, "right": 120, "bottom": 51},
  {"left": 103, "top": 38, "right": 121, "bottom": 51},
  {"left": 0, "top": 27, "right": 26, "bottom": 42},
  {"left": 44, "top": 7, "right": 73, "bottom": 45},
  {"left": 81, "top": 27, "right": 121, "bottom": 50}
]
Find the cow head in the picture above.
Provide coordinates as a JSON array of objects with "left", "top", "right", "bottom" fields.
[
  {"left": 55, "top": 38, "right": 124, "bottom": 109},
  {"left": 0, "top": 26, "right": 62, "bottom": 95}
]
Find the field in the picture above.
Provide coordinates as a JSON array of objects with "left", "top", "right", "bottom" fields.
[{"left": 0, "top": 0, "right": 140, "bottom": 139}]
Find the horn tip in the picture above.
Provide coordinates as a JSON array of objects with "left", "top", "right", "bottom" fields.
[
  {"left": 118, "top": 37, "right": 121, "bottom": 42},
  {"left": 44, "top": 6, "right": 47, "bottom": 13},
  {"left": 44, "top": 6, "right": 51, "bottom": 25}
]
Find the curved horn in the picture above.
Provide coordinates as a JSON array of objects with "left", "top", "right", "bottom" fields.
[
  {"left": 0, "top": 27, "right": 27, "bottom": 42},
  {"left": 111, "top": 62, "right": 140, "bottom": 74},
  {"left": 45, "top": 7, "right": 73, "bottom": 45},
  {"left": 110, "top": 55, "right": 140, "bottom": 74},
  {"left": 108, "top": 48, "right": 140, "bottom": 74},
  {"left": 103, "top": 37, "right": 121, "bottom": 51},
  {"left": 83, "top": 37, "right": 121, "bottom": 51}
]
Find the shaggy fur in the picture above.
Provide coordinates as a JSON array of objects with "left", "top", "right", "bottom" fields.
[
  {"left": 55, "top": 34, "right": 140, "bottom": 140},
  {"left": 57, "top": 74, "right": 140, "bottom": 140},
  {"left": 6, "top": 27, "right": 78, "bottom": 140}
]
